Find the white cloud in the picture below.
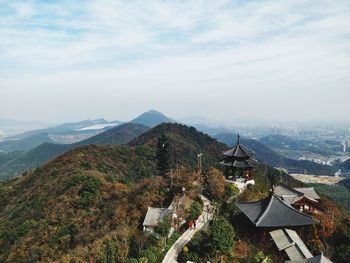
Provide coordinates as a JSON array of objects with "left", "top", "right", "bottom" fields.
[{"left": 0, "top": 0, "right": 349, "bottom": 123}]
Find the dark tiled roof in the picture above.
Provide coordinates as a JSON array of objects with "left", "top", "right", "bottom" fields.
[
  {"left": 270, "top": 228, "right": 313, "bottom": 260},
  {"left": 274, "top": 184, "right": 320, "bottom": 204},
  {"left": 236, "top": 194, "right": 319, "bottom": 227},
  {"left": 294, "top": 187, "right": 320, "bottom": 200},
  {"left": 223, "top": 143, "right": 255, "bottom": 158},
  {"left": 274, "top": 184, "right": 303, "bottom": 198}
]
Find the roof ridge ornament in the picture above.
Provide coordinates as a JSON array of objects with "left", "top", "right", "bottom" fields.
[{"left": 237, "top": 133, "right": 240, "bottom": 144}]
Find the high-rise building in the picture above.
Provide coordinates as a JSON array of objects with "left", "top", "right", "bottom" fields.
[{"left": 342, "top": 140, "right": 349, "bottom": 152}]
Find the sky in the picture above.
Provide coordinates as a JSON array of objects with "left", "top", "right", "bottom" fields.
[{"left": 0, "top": 0, "right": 349, "bottom": 124}]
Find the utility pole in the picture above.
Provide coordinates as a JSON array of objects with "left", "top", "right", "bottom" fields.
[
  {"left": 170, "top": 169, "right": 173, "bottom": 191},
  {"left": 197, "top": 153, "right": 203, "bottom": 174}
]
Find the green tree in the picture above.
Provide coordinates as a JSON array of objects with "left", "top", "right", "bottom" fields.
[
  {"left": 154, "top": 215, "right": 172, "bottom": 238},
  {"left": 156, "top": 135, "right": 170, "bottom": 178},
  {"left": 211, "top": 217, "right": 235, "bottom": 253},
  {"left": 187, "top": 201, "right": 203, "bottom": 222},
  {"left": 100, "top": 239, "right": 117, "bottom": 263}
]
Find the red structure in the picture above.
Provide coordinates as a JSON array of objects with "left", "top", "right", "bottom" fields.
[{"left": 273, "top": 184, "right": 333, "bottom": 219}]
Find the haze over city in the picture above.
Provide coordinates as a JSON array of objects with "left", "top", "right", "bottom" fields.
[{"left": 1, "top": 0, "right": 349, "bottom": 124}]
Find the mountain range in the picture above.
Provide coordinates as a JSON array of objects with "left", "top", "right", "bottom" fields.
[
  {"left": 0, "top": 118, "right": 48, "bottom": 140},
  {"left": 0, "top": 110, "right": 344, "bottom": 181},
  {"left": 0, "top": 110, "right": 175, "bottom": 153},
  {"left": 0, "top": 118, "right": 123, "bottom": 152}
]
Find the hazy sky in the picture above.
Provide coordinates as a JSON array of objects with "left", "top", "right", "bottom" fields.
[{"left": 0, "top": 0, "right": 349, "bottom": 124}]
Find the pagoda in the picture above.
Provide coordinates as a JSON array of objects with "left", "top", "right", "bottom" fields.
[{"left": 220, "top": 134, "right": 257, "bottom": 181}]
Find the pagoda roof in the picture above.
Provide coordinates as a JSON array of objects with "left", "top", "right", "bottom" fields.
[
  {"left": 236, "top": 194, "right": 319, "bottom": 227},
  {"left": 223, "top": 143, "right": 255, "bottom": 158}
]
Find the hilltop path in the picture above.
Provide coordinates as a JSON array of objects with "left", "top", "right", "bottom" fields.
[{"left": 162, "top": 195, "right": 214, "bottom": 263}]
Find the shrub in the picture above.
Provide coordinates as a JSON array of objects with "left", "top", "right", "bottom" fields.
[
  {"left": 225, "top": 183, "right": 240, "bottom": 197},
  {"left": 180, "top": 251, "right": 199, "bottom": 262},
  {"left": 142, "top": 247, "right": 158, "bottom": 263},
  {"left": 183, "top": 245, "right": 189, "bottom": 253},
  {"left": 17, "top": 219, "right": 37, "bottom": 238},
  {"left": 126, "top": 258, "right": 138, "bottom": 263},
  {"left": 187, "top": 200, "right": 203, "bottom": 222},
  {"left": 99, "top": 239, "right": 117, "bottom": 263},
  {"left": 80, "top": 161, "right": 92, "bottom": 170},
  {"left": 254, "top": 251, "right": 273, "bottom": 263}
]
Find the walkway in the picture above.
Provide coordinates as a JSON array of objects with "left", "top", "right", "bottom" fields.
[{"left": 162, "top": 195, "right": 214, "bottom": 263}]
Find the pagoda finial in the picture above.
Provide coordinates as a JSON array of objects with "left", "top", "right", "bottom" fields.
[{"left": 237, "top": 133, "right": 240, "bottom": 144}]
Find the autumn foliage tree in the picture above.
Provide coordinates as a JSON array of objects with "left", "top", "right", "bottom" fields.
[
  {"left": 171, "top": 166, "right": 199, "bottom": 194},
  {"left": 204, "top": 168, "right": 226, "bottom": 201},
  {"left": 307, "top": 211, "right": 336, "bottom": 253}
]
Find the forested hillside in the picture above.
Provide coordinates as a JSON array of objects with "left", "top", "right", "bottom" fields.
[
  {"left": 0, "top": 123, "right": 148, "bottom": 181},
  {"left": 1, "top": 123, "right": 348, "bottom": 262},
  {"left": 0, "top": 124, "right": 303, "bottom": 262},
  {"left": 128, "top": 123, "right": 227, "bottom": 170},
  {"left": 0, "top": 144, "right": 163, "bottom": 262}
]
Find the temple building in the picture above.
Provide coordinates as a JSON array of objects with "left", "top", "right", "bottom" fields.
[
  {"left": 273, "top": 184, "right": 333, "bottom": 219},
  {"left": 220, "top": 134, "right": 257, "bottom": 181},
  {"left": 236, "top": 194, "right": 319, "bottom": 228}
]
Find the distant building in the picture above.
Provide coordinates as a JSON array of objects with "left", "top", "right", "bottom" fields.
[
  {"left": 342, "top": 140, "right": 349, "bottom": 152},
  {"left": 341, "top": 140, "right": 349, "bottom": 152}
]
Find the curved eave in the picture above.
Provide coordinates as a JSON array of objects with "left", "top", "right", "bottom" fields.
[
  {"left": 223, "top": 143, "right": 255, "bottom": 158},
  {"left": 220, "top": 160, "right": 253, "bottom": 169},
  {"left": 236, "top": 195, "right": 319, "bottom": 228}
]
